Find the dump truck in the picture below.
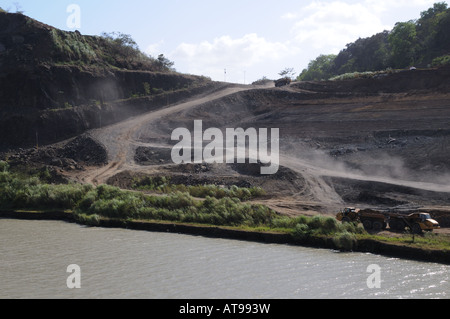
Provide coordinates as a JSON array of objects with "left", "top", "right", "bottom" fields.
[
  {"left": 336, "top": 207, "right": 440, "bottom": 234},
  {"left": 275, "top": 77, "right": 291, "bottom": 87}
]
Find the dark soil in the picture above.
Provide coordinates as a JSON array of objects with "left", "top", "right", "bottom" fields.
[
  {"left": 2, "top": 134, "right": 108, "bottom": 171},
  {"left": 3, "top": 62, "right": 450, "bottom": 229},
  {"left": 134, "top": 146, "right": 173, "bottom": 166}
]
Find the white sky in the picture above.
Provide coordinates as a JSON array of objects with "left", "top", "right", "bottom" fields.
[{"left": 2, "top": 0, "right": 447, "bottom": 83}]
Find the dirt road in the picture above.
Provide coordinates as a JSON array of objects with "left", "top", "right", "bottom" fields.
[
  {"left": 58, "top": 76, "right": 450, "bottom": 220},
  {"left": 72, "top": 84, "right": 253, "bottom": 185}
]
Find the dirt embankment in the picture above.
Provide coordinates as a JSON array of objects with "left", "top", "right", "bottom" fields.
[
  {"left": 116, "top": 68, "right": 450, "bottom": 221},
  {"left": 291, "top": 67, "right": 450, "bottom": 94},
  {"left": 2, "top": 12, "right": 450, "bottom": 263},
  {"left": 2, "top": 209, "right": 449, "bottom": 264},
  {"left": 0, "top": 11, "right": 218, "bottom": 149},
  {"left": 0, "top": 67, "right": 217, "bottom": 149},
  {"left": 3, "top": 66, "right": 450, "bottom": 226},
  {"left": 4, "top": 134, "right": 107, "bottom": 174}
]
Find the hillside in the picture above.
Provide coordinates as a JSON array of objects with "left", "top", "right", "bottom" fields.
[
  {"left": 1, "top": 7, "right": 450, "bottom": 266},
  {"left": 0, "top": 11, "right": 213, "bottom": 149},
  {"left": 298, "top": 2, "right": 450, "bottom": 81},
  {"left": 1, "top": 10, "right": 450, "bottom": 234},
  {"left": 4, "top": 65, "right": 450, "bottom": 226}
]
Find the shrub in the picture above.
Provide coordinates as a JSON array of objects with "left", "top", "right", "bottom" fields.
[
  {"left": 76, "top": 189, "right": 97, "bottom": 211},
  {"left": 432, "top": 55, "right": 450, "bottom": 67},
  {"left": 329, "top": 69, "right": 399, "bottom": 81},
  {"left": 0, "top": 169, "right": 93, "bottom": 210},
  {"left": 132, "top": 176, "right": 265, "bottom": 201},
  {"left": 0, "top": 161, "right": 9, "bottom": 173},
  {"left": 0, "top": 166, "right": 363, "bottom": 236},
  {"left": 292, "top": 223, "right": 310, "bottom": 240},
  {"left": 332, "top": 232, "right": 357, "bottom": 251},
  {"left": 307, "top": 215, "right": 338, "bottom": 235},
  {"left": 270, "top": 216, "right": 299, "bottom": 229},
  {"left": 79, "top": 185, "right": 146, "bottom": 219},
  {"left": 75, "top": 213, "right": 100, "bottom": 226},
  {"left": 338, "top": 221, "right": 366, "bottom": 234},
  {"left": 165, "top": 192, "right": 196, "bottom": 210}
]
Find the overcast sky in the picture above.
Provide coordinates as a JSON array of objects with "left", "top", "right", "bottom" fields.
[{"left": 2, "top": 0, "right": 447, "bottom": 83}]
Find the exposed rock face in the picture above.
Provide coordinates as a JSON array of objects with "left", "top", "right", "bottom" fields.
[
  {"left": 0, "top": 12, "right": 211, "bottom": 149},
  {"left": 292, "top": 67, "right": 450, "bottom": 94},
  {"left": 3, "top": 134, "right": 108, "bottom": 169}
]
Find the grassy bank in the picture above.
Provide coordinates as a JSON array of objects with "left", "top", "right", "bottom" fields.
[
  {"left": 131, "top": 176, "right": 266, "bottom": 201},
  {"left": 1, "top": 161, "right": 449, "bottom": 260},
  {"left": 0, "top": 161, "right": 364, "bottom": 249}
]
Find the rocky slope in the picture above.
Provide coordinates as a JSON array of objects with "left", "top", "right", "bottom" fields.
[
  {"left": 0, "top": 11, "right": 212, "bottom": 149},
  {"left": 2, "top": 12, "right": 450, "bottom": 228}
]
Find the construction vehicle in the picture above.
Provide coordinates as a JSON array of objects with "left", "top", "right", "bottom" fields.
[
  {"left": 336, "top": 207, "right": 440, "bottom": 234},
  {"left": 275, "top": 77, "right": 291, "bottom": 87}
]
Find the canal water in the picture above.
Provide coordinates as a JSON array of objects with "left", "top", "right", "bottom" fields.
[{"left": 0, "top": 219, "right": 448, "bottom": 299}]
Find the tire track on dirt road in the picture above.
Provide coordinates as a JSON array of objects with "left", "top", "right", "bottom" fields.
[{"left": 82, "top": 84, "right": 254, "bottom": 185}]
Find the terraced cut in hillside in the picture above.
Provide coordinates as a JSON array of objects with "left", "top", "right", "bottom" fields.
[
  {"left": 1, "top": 11, "right": 450, "bottom": 237},
  {"left": 6, "top": 67, "right": 448, "bottom": 235}
]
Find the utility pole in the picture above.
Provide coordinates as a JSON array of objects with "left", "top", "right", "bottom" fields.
[{"left": 224, "top": 69, "right": 227, "bottom": 82}]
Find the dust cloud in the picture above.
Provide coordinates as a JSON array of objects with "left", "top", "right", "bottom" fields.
[{"left": 278, "top": 139, "right": 450, "bottom": 194}]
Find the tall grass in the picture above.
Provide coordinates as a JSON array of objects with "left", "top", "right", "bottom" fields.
[
  {"left": 0, "top": 165, "right": 274, "bottom": 228},
  {"left": 132, "top": 176, "right": 266, "bottom": 201},
  {"left": 0, "top": 162, "right": 368, "bottom": 250},
  {"left": 290, "top": 214, "right": 365, "bottom": 250},
  {"left": 0, "top": 163, "right": 93, "bottom": 210},
  {"left": 329, "top": 68, "right": 400, "bottom": 81},
  {"left": 2, "top": 162, "right": 448, "bottom": 253}
]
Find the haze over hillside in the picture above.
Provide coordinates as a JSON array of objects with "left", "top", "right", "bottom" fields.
[
  {"left": 1, "top": 3, "right": 450, "bottom": 261},
  {"left": 0, "top": 7, "right": 449, "bottom": 219},
  {"left": 0, "top": 11, "right": 213, "bottom": 149}
]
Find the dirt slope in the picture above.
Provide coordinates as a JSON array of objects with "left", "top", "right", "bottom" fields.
[
  {"left": 0, "top": 11, "right": 214, "bottom": 149},
  {"left": 4, "top": 68, "right": 450, "bottom": 225}
]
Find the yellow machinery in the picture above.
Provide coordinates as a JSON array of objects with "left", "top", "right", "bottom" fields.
[{"left": 337, "top": 207, "right": 440, "bottom": 233}]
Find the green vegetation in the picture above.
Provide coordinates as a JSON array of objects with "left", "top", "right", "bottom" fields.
[
  {"left": 0, "top": 162, "right": 364, "bottom": 248},
  {"left": 290, "top": 215, "right": 364, "bottom": 250},
  {"left": 329, "top": 68, "right": 398, "bottom": 81},
  {"left": 98, "top": 32, "right": 172, "bottom": 71},
  {"left": 389, "top": 21, "right": 418, "bottom": 68},
  {"left": 1, "top": 161, "right": 448, "bottom": 253},
  {"left": 132, "top": 176, "right": 266, "bottom": 201},
  {"left": 50, "top": 29, "right": 98, "bottom": 64},
  {"left": 298, "top": 2, "right": 450, "bottom": 81},
  {"left": 0, "top": 164, "right": 273, "bottom": 227},
  {"left": 432, "top": 54, "right": 450, "bottom": 67},
  {"left": 143, "top": 82, "right": 151, "bottom": 95},
  {"left": 156, "top": 54, "right": 176, "bottom": 72},
  {"left": 357, "top": 232, "right": 450, "bottom": 252},
  {"left": 297, "top": 54, "right": 337, "bottom": 81},
  {"left": 47, "top": 30, "right": 169, "bottom": 72}
]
